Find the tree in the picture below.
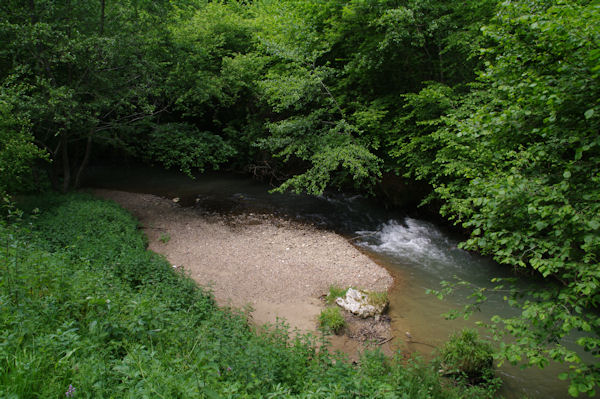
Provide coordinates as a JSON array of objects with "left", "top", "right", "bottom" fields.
[
  {"left": 0, "top": 0, "right": 171, "bottom": 191},
  {"left": 412, "top": 1, "right": 600, "bottom": 395},
  {"left": 251, "top": 0, "right": 496, "bottom": 194},
  {"left": 0, "top": 100, "right": 47, "bottom": 197},
  {"left": 154, "top": 1, "right": 262, "bottom": 172}
]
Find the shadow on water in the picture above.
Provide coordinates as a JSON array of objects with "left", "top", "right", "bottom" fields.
[{"left": 83, "top": 164, "right": 573, "bottom": 399}]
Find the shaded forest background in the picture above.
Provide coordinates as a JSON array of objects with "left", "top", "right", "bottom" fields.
[{"left": 1, "top": 0, "right": 599, "bottom": 396}]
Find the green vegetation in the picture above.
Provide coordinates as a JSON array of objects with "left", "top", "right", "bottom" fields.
[
  {"left": 1, "top": 0, "right": 598, "bottom": 394},
  {"left": 325, "top": 285, "right": 347, "bottom": 305},
  {"left": 437, "top": 330, "right": 501, "bottom": 399},
  {"left": 319, "top": 307, "right": 346, "bottom": 335},
  {"left": 366, "top": 290, "right": 389, "bottom": 310},
  {"left": 0, "top": 102, "right": 47, "bottom": 199},
  {"left": 439, "top": 330, "right": 495, "bottom": 382},
  {"left": 159, "top": 232, "right": 171, "bottom": 244},
  {"left": 0, "top": 194, "right": 495, "bottom": 397}
]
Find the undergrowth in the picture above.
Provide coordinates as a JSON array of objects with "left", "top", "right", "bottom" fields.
[
  {"left": 438, "top": 329, "right": 501, "bottom": 396},
  {"left": 0, "top": 193, "right": 500, "bottom": 398},
  {"left": 319, "top": 307, "right": 346, "bottom": 334}
]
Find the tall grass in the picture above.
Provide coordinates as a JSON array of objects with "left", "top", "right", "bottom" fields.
[{"left": 0, "top": 193, "right": 498, "bottom": 398}]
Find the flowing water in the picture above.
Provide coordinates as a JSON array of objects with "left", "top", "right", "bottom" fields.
[{"left": 84, "top": 165, "right": 574, "bottom": 398}]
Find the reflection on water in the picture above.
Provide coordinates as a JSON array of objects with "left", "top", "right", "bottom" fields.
[{"left": 83, "top": 165, "right": 571, "bottom": 399}]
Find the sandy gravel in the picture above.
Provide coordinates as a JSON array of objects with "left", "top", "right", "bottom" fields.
[{"left": 92, "top": 189, "right": 393, "bottom": 335}]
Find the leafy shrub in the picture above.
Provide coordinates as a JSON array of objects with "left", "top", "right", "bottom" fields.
[
  {"left": 439, "top": 329, "right": 494, "bottom": 382},
  {"left": 319, "top": 306, "right": 346, "bottom": 334},
  {"left": 144, "top": 123, "right": 236, "bottom": 176},
  {"left": 0, "top": 102, "right": 48, "bottom": 196}
]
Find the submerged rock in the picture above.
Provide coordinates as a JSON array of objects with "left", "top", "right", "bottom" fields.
[{"left": 336, "top": 288, "right": 387, "bottom": 318}]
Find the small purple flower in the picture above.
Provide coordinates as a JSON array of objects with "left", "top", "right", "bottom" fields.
[
  {"left": 226, "top": 366, "right": 232, "bottom": 372},
  {"left": 65, "top": 384, "right": 76, "bottom": 397}
]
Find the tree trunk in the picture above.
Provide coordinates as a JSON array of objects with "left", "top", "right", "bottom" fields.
[
  {"left": 61, "top": 135, "right": 71, "bottom": 193},
  {"left": 74, "top": 129, "right": 94, "bottom": 188},
  {"left": 100, "top": 0, "right": 105, "bottom": 35},
  {"left": 29, "top": 0, "right": 35, "bottom": 24},
  {"left": 438, "top": 43, "right": 444, "bottom": 83}
]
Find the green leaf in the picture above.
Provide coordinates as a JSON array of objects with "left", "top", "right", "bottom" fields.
[
  {"left": 563, "top": 171, "right": 571, "bottom": 179},
  {"left": 584, "top": 109, "right": 594, "bottom": 119},
  {"left": 559, "top": 372, "right": 569, "bottom": 380},
  {"left": 587, "top": 220, "right": 600, "bottom": 230},
  {"left": 568, "top": 384, "right": 580, "bottom": 397},
  {"left": 203, "top": 388, "right": 224, "bottom": 399}
]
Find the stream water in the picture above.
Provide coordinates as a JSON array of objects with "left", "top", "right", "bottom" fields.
[{"left": 83, "top": 165, "right": 573, "bottom": 398}]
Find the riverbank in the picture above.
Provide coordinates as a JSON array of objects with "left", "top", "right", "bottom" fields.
[
  {"left": 3, "top": 192, "right": 493, "bottom": 398},
  {"left": 92, "top": 189, "right": 394, "bottom": 356}
]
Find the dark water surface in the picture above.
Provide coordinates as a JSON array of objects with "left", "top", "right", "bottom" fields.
[{"left": 83, "top": 165, "right": 573, "bottom": 398}]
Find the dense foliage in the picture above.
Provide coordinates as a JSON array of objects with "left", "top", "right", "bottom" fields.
[
  {"left": 1, "top": 0, "right": 599, "bottom": 395},
  {"left": 0, "top": 194, "right": 495, "bottom": 398},
  {"left": 0, "top": 101, "right": 46, "bottom": 198},
  {"left": 417, "top": 2, "right": 600, "bottom": 396}
]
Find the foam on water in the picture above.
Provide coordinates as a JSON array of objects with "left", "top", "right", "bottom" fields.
[
  {"left": 358, "top": 217, "right": 450, "bottom": 256},
  {"left": 356, "top": 218, "right": 484, "bottom": 280}
]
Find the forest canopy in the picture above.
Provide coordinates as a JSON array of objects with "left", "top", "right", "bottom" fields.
[{"left": 1, "top": 0, "right": 599, "bottom": 396}]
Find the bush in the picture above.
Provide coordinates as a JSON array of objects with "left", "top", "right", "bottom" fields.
[
  {"left": 439, "top": 329, "right": 494, "bottom": 382},
  {"left": 319, "top": 306, "right": 346, "bottom": 334}
]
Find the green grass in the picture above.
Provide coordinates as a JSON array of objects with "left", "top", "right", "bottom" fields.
[
  {"left": 0, "top": 193, "right": 500, "bottom": 398},
  {"left": 319, "top": 307, "right": 346, "bottom": 334},
  {"left": 325, "top": 285, "right": 348, "bottom": 304},
  {"left": 366, "top": 290, "right": 389, "bottom": 309},
  {"left": 159, "top": 232, "right": 171, "bottom": 243}
]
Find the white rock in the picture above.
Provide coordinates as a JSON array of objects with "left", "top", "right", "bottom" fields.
[{"left": 336, "top": 288, "right": 387, "bottom": 318}]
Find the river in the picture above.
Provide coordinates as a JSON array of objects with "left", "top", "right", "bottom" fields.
[{"left": 83, "top": 165, "right": 573, "bottom": 398}]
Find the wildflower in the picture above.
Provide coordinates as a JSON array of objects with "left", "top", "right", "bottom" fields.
[
  {"left": 226, "top": 366, "right": 232, "bottom": 372},
  {"left": 65, "top": 384, "right": 76, "bottom": 397}
]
